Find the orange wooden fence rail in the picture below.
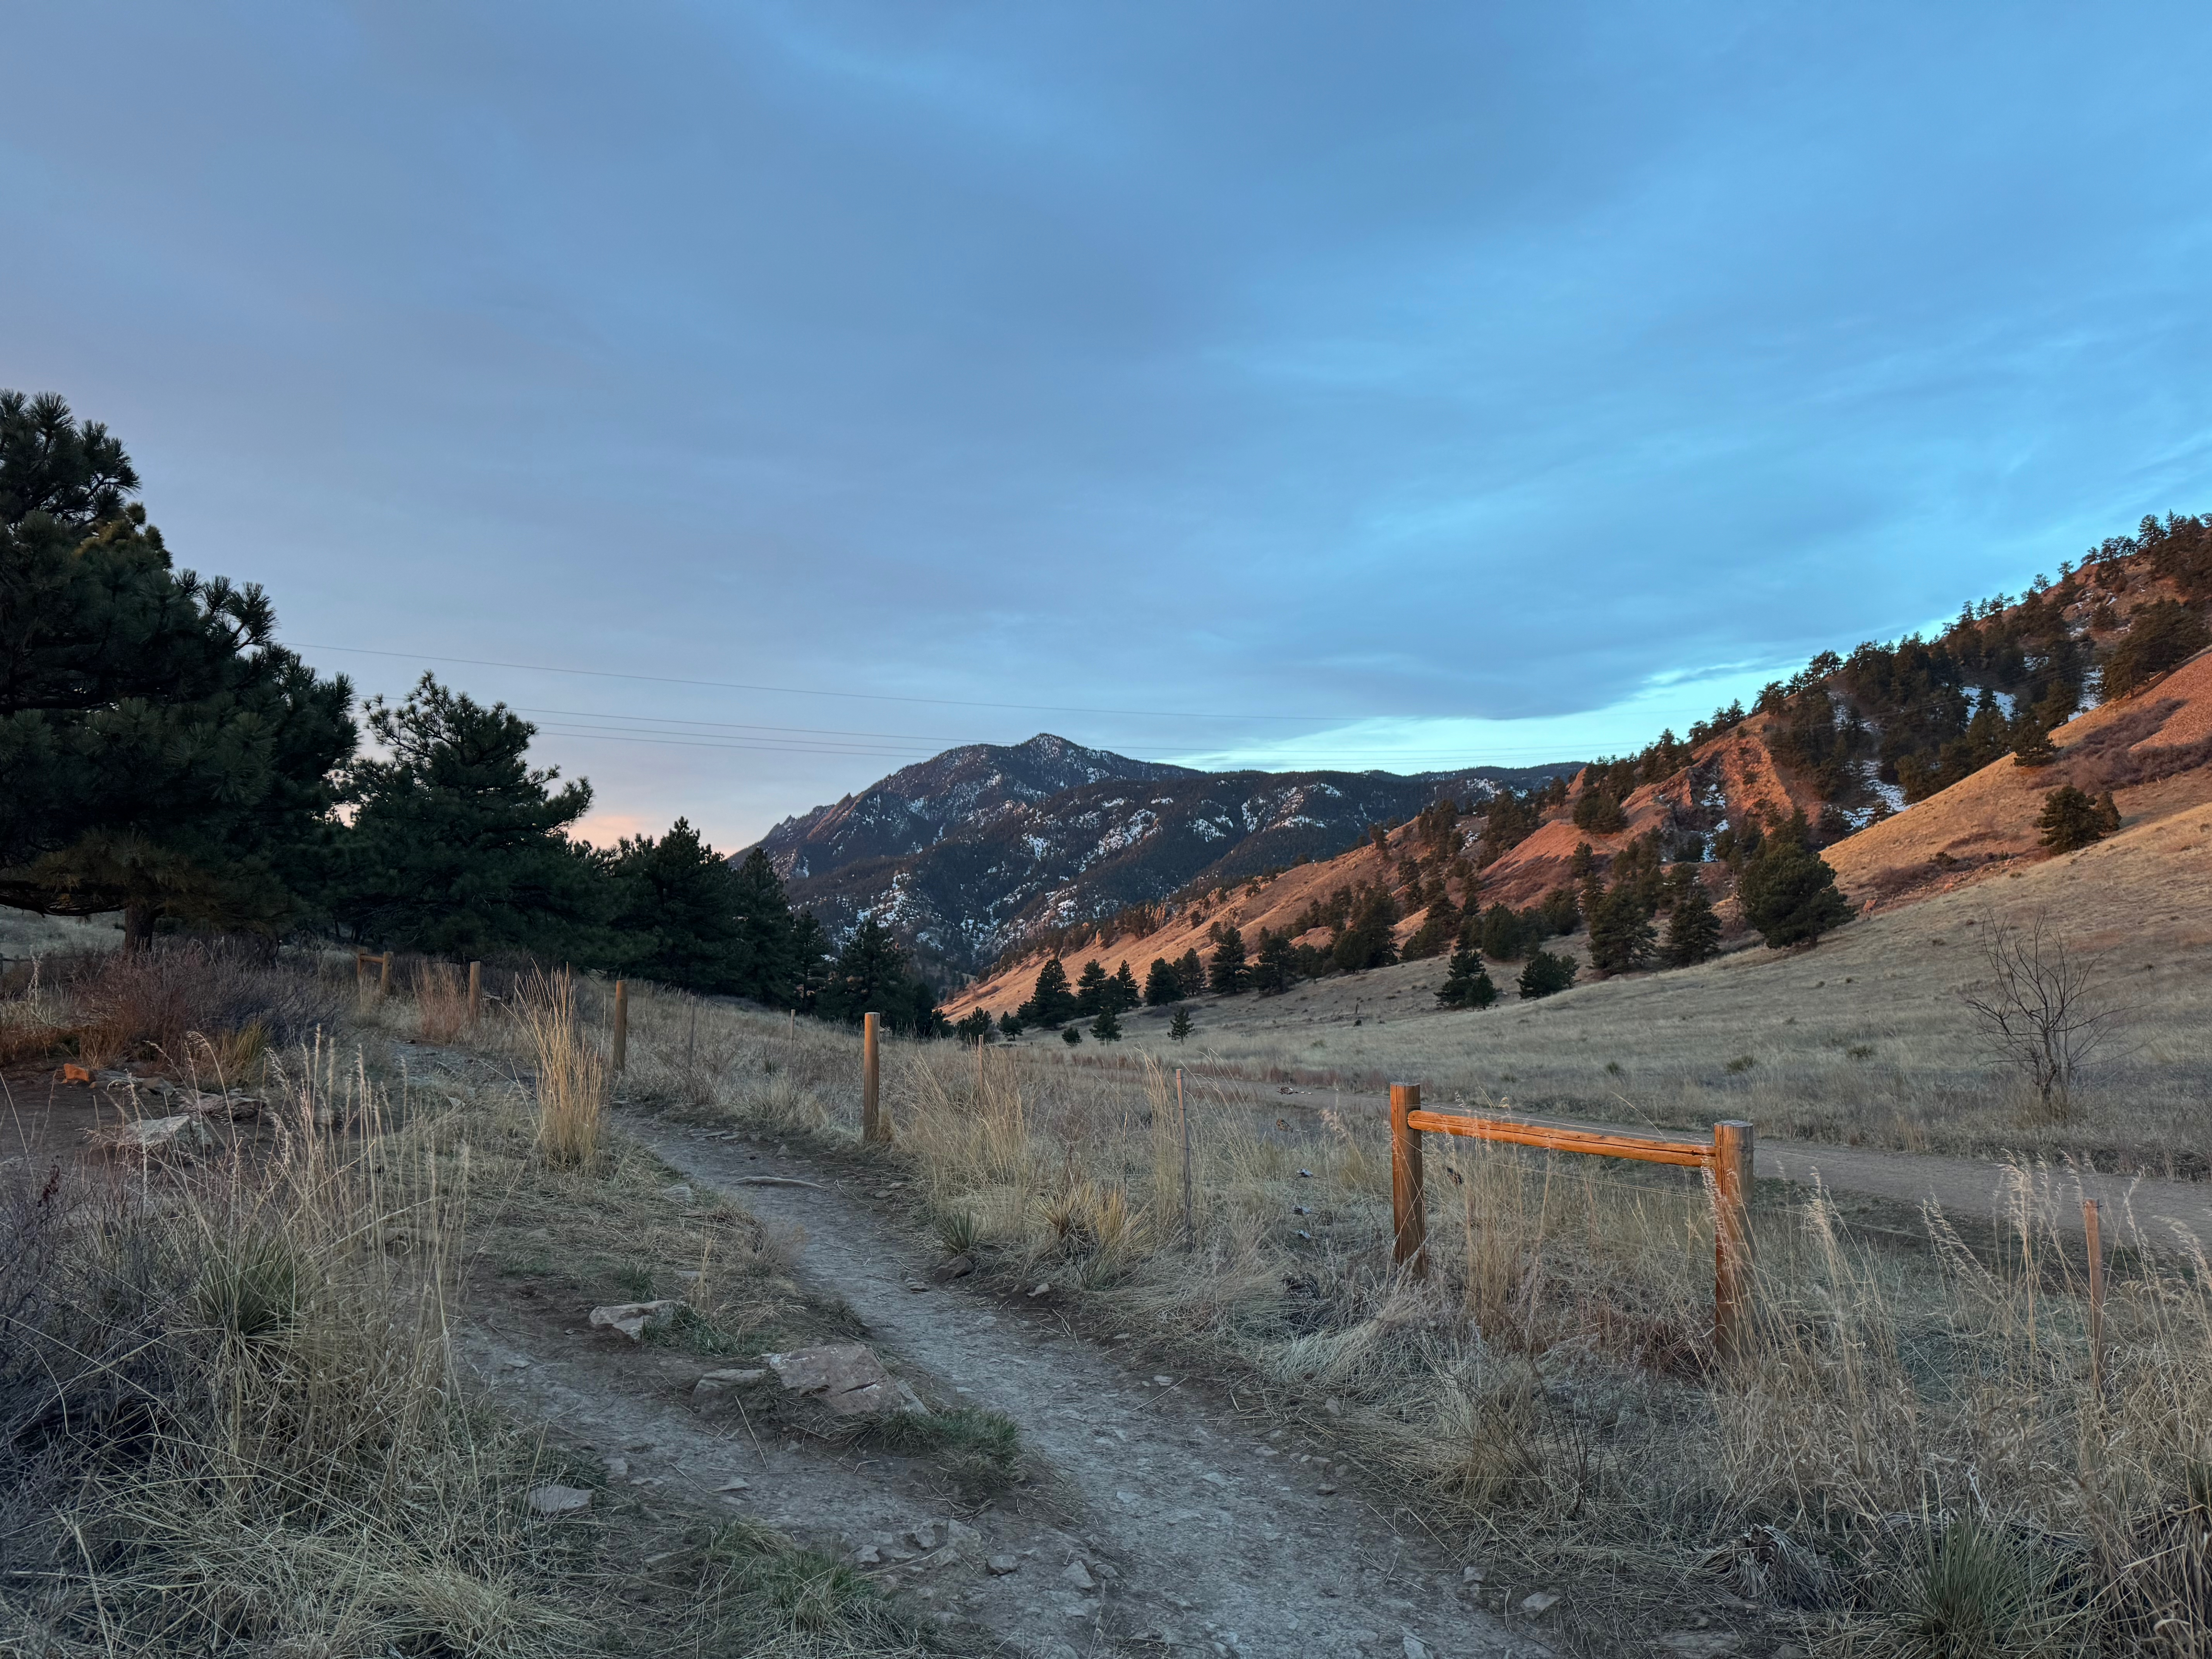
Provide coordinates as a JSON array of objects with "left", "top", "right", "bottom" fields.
[{"left": 1389, "top": 1082, "right": 1756, "bottom": 1364}]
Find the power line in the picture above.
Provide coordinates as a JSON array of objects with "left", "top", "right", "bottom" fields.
[{"left": 295, "top": 641, "right": 1364, "bottom": 724}]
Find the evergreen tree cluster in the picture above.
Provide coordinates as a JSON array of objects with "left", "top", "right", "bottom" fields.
[{"left": 0, "top": 390, "right": 950, "bottom": 1032}]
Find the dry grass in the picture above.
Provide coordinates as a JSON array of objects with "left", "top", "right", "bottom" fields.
[
  {"left": 618, "top": 984, "right": 2212, "bottom": 1655},
  {"left": 509, "top": 967, "right": 611, "bottom": 1170},
  {"left": 0, "top": 960, "right": 953, "bottom": 1659},
  {"left": 1048, "top": 819, "right": 2212, "bottom": 1179}
]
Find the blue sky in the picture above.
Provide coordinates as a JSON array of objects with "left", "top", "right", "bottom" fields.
[{"left": 8, "top": 3, "right": 2211, "bottom": 848}]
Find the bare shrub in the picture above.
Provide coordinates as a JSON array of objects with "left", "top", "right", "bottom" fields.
[
  {"left": 1958, "top": 911, "right": 2120, "bottom": 1118},
  {"left": 57, "top": 941, "right": 343, "bottom": 1066},
  {"left": 512, "top": 968, "right": 610, "bottom": 1169}
]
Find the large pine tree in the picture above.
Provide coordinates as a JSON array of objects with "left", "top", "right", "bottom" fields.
[
  {"left": 1662, "top": 880, "right": 1722, "bottom": 967},
  {"left": 728, "top": 847, "right": 799, "bottom": 1003},
  {"left": 1435, "top": 941, "right": 1498, "bottom": 1009},
  {"left": 1023, "top": 957, "right": 1079, "bottom": 1026},
  {"left": 0, "top": 391, "right": 356, "bottom": 943},
  {"left": 1074, "top": 958, "right": 1111, "bottom": 1017},
  {"left": 1738, "top": 836, "right": 1853, "bottom": 947},
  {"left": 1208, "top": 927, "right": 1250, "bottom": 994},
  {"left": 1110, "top": 959, "right": 1142, "bottom": 1012},
  {"left": 608, "top": 819, "right": 743, "bottom": 991},
  {"left": 1586, "top": 884, "right": 1656, "bottom": 975},
  {"left": 1144, "top": 957, "right": 1183, "bottom": 1006},
  {"left": 337, "top": 675, "right": 604, "bottom": 956}
]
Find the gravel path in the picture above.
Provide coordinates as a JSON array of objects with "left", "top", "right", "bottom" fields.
[{"left": 632, "top": 1125, "right": 1547, "bottom": 1659}]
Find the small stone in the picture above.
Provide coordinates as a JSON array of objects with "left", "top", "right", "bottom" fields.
[
  {"left": 715, "top": 1477, "right": 750, "bottom": 1492},
  {"left": 1153, "top": 1375, "right": 1173, "bottom": 1386},
  {"left": 907, "top": 1522, "right": 946, "bottom": 1552},
  {"left": 1202, "top": 1472, "right": 1229, "bottom": 1486},
  {"left": 1520, "top": 1590, "right": 1561, "bottom": 1616},
  {"left": 526, "top": 1484, "right": 592, "bottom": 1515},
  {"left": 588, "top": 1299, "right": 686, "bottom": 1341},
  {"left": 1061, "top": 1560, "right": 1097, "bottom": 1592},
  {"left": 661, "top": 1182, "right": 693, "bottom": 1201},
  {"left": 1027, "top": 1281, "right": 1052, "bottom": 1298},
  {"left": 1324, "top": 1396, "right": 1345, "bottom": 1416},
  {"left": 932, "top": 1254, "right": 975, "bottom": 1281},
  {"left": 855, "top": 1544, "right": 883, "bottom": 1565},
  {"left": 1404, "top": 1638, "right": 1432, "bottom": 1659},
  {"left": 943, "top": 1520, "right": 982, "bottom": 1553},
  {"left": 603, "top": 1456, "right": 629, "bottom": 1479},
  {"left": 987, "top": 1554, "right": 1020, "bottom": 1575},
  {"left": 1461, "top": 1566, "right": 1484, "bottom": 1584},
  {"left": 1317, "top": 1484, "right": 1338, "bottom": 1496}
]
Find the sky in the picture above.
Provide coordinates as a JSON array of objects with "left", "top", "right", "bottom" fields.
[{"left": 8, "top": 2, "right": 2212, "bottom": 849}]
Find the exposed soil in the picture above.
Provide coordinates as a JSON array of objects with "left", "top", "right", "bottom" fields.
[{"left": 468, "top": 1119, "right": 1554, "bottom": 1659}]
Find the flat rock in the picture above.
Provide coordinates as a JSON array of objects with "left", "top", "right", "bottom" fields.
[
  {"left": 987, "top": 1554, "right": 1021, "bottom": 1575},
  {"left": 1520, "top": 1590, "right": 1562, "bottom": 1616},
  {"left": 104, "top": 1115, "right": 200, "bottom": 1151},
  {"left": 764, "top": 1342, "right": 919, "bottom": 1416},
  {"left": 1061, "top": 1560, "right": 1097, "bottom": 1592},
  {"left": 931, "top": 1253, "right": 975, "bottom": 1281},
  {"left": 526, "top": 1484, "right": 593, "bottom": 1515},
  {"left": 589, "top": 1299, "right": 686, "bottom": 1341}
]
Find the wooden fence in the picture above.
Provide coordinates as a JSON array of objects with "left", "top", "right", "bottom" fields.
[{"left": 1388, "top": 1082, "right": 1756, "bottom": 1364}]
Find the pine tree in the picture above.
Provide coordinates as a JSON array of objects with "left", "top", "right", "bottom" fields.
[
  {"left": 2036, "top": 785, "right": 2113, "bottom": 853},
  {"left": 1538, "top": 885, "right": 1581, "bottom": 936},
  {"left": 1738, "top": 839, "right": 1853, "bottom": 947},
  {"left": 1402, "top": 895, "right": 1461, "bottom": 961},
  {"left": 1586, "top": 884, "right": 1656, "bottom": 974},
  {"left": 1435, "top": 941, "right": 1498, "bottom": 1009},
  {"left": 1209, "top": 927, "right": 1250, "bottom": 994},
  {"left": 1331, "top": 886, "right": 1400, "bottom": 972},
  {"left": 1144, "top": 957, "right": 1183, "bottom": 1006},
  {"left": 0, "top": 390, "right": 357, "bottom": 943},
  {"left": 1061, "top": 1025, "right": 1082, "bottom": 1045},
  {"left": 819, "top": 916, "right": 909, "bottom": 1024},
  {"left": 1111, "top": 959, "right": 1142, "bottom": 1012},
  {"left": 608, "top": 818, "right": 744, "bottom": 992},
  {"left": 337, "top": 676, "right": 604, "bottom": 957},
  {"left": 1250, "top": 928, "right": 1296, "bottom": 994},
  {"left": 1023, "top": 957, "right": 1078, "bottom": 1026},
  {"left": 729, "top": 846, "right": 799, "bottom": 1003},
  {"left": 1168, "top": 1006, "right": 1194, "bottom": 1042},
  {"left": 1175, "top": 948, "right": 1206, "bottom": 994},
  {"left": 997, "top": 1009, "right": 1025, "bottom": 1039},
  {"left": 1089, "top": 1004, "right": 1122, "bottom": 1041},
  {"left": 1517, "top": 951, "right": 1577, "bottom": 1000},
  {"left": 1074, "top": 958, "right": 1111, "bottom": 1017},
  {"left": 954, "top": 1009, "right": 994, "bottom": 1044},
  {"left": 789, "top": 911, "right": 832, "bottom": 1013},
  {"left": 1662, "top": 879, "right": 1722, "bottom": 967}
]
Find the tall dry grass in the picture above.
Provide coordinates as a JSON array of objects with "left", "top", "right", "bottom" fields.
[
  {"left": 508, "top": 967, "right": 610, "bottom": 1170},
  {"left": 619, "top": 986, "right": 2212, "bottom": 1655},
  {"left": 0, "top": 1049, "right": 587, "bottom": 1655}
]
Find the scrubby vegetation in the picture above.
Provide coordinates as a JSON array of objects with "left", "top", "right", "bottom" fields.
[{"left": 623, "top": 997, "right": 2212, "bottom": 1656}]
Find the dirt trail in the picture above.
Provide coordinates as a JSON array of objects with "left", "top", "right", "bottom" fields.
[{"left": 550, "top": 1123, "right": 1547, "bottom": 1659}]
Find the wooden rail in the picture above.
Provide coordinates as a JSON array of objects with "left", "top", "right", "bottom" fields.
[
  {"left": 1390, "top": 1083, "right": 1756, "bottom": 1365},
  {"left": 355, "top": 950, "right": 393, "bottom": 998}
]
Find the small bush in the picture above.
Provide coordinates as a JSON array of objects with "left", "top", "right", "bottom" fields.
[{"left": 513, "top": 969, "right": 610, "bottom": 1169}]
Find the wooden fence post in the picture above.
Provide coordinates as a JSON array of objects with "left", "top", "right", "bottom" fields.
[
  {"left": 861, "top": 1012, "right": 886, "bottom": 1143},
  {"left": 1179, "top": 1066, "right": 1194, "bottom": 1250},
  {"left": 467, "top": 961, "right": 482, "bottom": 1026},
  {"left": 2083, "top": 1197, "right": 2105, "bottom": 1399},
  {"left": 356, "top": 951, "right": 369, "bottom": 998},
  {"left": 612, "top": 980, "right": 628, "bottom": 1073},
  {"left": 1390, "top": 1082, "right": 1427, "bottom": 1275},
  {"left": 1712, "top": 1120, "right": 1755, "bottom": 1366},
  {"left": 377, "top": 952, "right": 393, "bottom": 999}
]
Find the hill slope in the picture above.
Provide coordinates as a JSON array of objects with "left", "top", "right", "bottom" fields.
[{"left": 949, "top": 532, "right": 2212, "bottom": 1018}]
